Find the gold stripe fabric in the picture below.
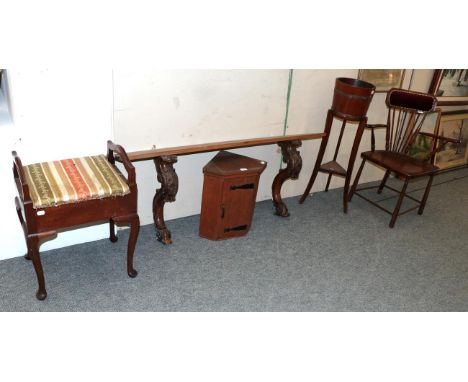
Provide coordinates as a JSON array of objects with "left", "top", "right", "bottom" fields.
[{"left": 24, "top": 155, "right": 130, "bottom": 209}]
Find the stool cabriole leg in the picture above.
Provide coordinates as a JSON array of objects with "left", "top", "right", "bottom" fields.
[{"left": 27, "top": 235, "right": 47, "bottom": 301}]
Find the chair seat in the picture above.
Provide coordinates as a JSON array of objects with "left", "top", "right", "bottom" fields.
[
  {"left": 361, "top": 150, "right": 439, "bottom": 177},
  {"left": 24, "top": 155, "right": 130, "bottom": 209}
]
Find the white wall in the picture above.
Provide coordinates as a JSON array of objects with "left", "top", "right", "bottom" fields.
[
  {"left": 0, "top": 71, "right": 13, "bottom": 125},
  {"left": 1, "top": 71, "right": 8, "bottom": 105},
  {"left": 113, "top": 70, "right": 290, "bottom": 151},
  {"left": 0, "top": 69, "right": 422, "bottom": 261}
]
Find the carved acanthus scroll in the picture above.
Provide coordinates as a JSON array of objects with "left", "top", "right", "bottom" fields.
[
  {"left": 153, "top": 155, "right": 179, "bottom": 244},
  {"left": 272, "top": 140, "right": 303, "bottom": 217}
]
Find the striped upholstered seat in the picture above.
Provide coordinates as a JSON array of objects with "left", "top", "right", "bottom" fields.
[{"left": 24, "top": 155, "right": 130, "bottom": 209}]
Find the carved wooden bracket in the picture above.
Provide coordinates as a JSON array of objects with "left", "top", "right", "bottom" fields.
[
  {"left": 153, "top": 155, "right": 179, "bottom": 244},
  {"left": 272, "top": 140, "right": 303, "bottom": 217}
]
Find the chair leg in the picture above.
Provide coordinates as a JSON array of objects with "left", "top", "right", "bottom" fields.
[
  {"left": 348, "top": 158, "right": 366, "bottom": 202},
  {"left": 127, "top": 215, "right": 140, "bottom": 278},
  {"left": 109, "top": 219, "right": 118, "bottom": 242},
  {"left": 418, "top": 175, "right": 434, "bottom": 215},
  {"left": 389, "top": 178, "right": 409, "bottom": 228},
  {"left": 27, "top": 236, "right": 47, "bottom": 301},
  {"left": 377, "top": 170, "right": 391, "bottom": 194}
]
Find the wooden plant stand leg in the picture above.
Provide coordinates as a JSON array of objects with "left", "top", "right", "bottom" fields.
[
  {"left": 153, "top": 155, "right": 178, "bottom": 244},
  {"left": 343, "top": 117, "right": 367, "bottom": 214},
  {"left": 299, "top": 109, "right": 333, "bottom": 204},
  {"left": 272, "top": 140, "right": 303, "bottom": 217},
  {"left": 348, "top": 158, "right": 366, "bottom": 202}
]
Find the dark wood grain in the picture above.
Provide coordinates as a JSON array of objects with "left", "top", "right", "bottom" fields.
[
  {"left": 272, "top": 141, "right": 302, "bottom": 217},
  {"left": 153, "top": 156, "right": 178, "bottom": 244}
]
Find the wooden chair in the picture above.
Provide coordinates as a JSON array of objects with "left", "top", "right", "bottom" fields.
[
  {"left": 13, "top": 141, "right": 140, "bottom": 300},
  {"left": 348, "top": 89, "right": 442, "bottom": 228}
]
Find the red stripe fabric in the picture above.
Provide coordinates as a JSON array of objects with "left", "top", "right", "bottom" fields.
[{"left": 60, "top": 159, "right": 92, "bottom": 199}]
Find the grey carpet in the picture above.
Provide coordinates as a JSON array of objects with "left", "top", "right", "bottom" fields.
[{"left": 1, "top": 168, "right": 467, "bottom": 311}]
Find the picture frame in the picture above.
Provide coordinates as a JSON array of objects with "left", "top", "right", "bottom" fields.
[
  {"left": 357, "top": 69, "right": 405, "bottom": 92},
  {"left": 428, "top": 69, "right": 468, "bottom": 106},
  {"left": 408, "top": 110, "right": 440, "bottom": 162},
  {"left": 434, "top": 110, "right": 468, "bottom": 170}
]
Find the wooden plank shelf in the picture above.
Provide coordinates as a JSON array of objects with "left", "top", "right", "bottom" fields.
[
  {"left": 319, "top": 161, "right": 347, "bottom": 177},
  {"left": 127, "top": 133, "right": 325, "bottom": 161}
]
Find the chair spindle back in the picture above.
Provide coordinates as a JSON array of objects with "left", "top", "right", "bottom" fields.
[{"left": 385, "top": 89, "right": 438, "bottom": 157}]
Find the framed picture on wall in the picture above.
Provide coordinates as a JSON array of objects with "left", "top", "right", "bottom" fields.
[
  {"left": 428, "top": 69, "right": 468, "bottom": 106},
  {"left": 357, "top": 69, "right": 405, "bottom": 92},
  {"left": 408, "top": 134, "right": 433, "bottom": 162},
  {"left": 408, "top": 110, "right": 440, "bottom": 162},
  {"left": 434, "top": 111, "right": 468, "bottom": 169}
]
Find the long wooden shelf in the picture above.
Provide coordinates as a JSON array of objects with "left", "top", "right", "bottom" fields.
[{"left": 127, "top": 133, "right": 325, "bottom": 161}]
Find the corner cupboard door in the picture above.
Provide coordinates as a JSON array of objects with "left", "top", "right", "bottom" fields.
[{"left": 219, "top": 175, "right": 258, "bottom": 238}]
